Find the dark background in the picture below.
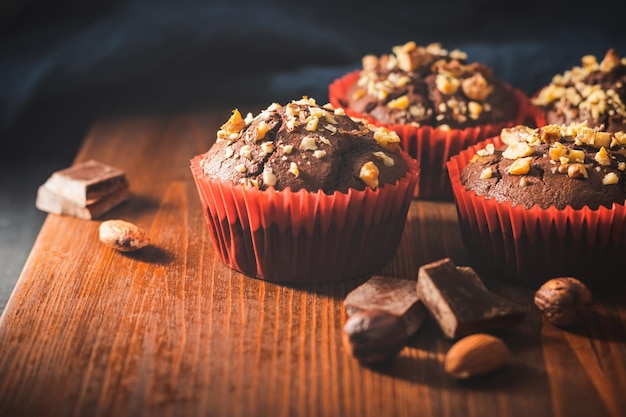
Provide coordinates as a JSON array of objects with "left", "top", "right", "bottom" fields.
[{"left": 1, "top": 0, "right": 625, "bottom": 311}]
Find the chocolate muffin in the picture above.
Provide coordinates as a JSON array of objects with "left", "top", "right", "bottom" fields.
[
  {"left": 448, "top": 124, "right": 626, "bottom": 288},
  {"left": 328, "top": 41, "right": 531, "bottom": 200},
  {"left": 342, "top": 41, "right": 519, "bottom": 129},
  {"left": 190, "top": 97, "right": 419, "bottom": 283},
  {"left": 201, "top": 98, "right": 409, "bottom": 193},
  {"left": 461, "top": 123, "right": 626, "bottom": 209},
  {"left": 532, "top": 48, "right": 626, "bottom": 132}
]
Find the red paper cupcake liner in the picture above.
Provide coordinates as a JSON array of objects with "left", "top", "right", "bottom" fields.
[
  {"left": 329, "top": 70, "right": 533, "bottom": 200},
  {"left": 190, "top": 153, "right": 419, "bottom": 284},
  {"left": 447, "top": 137, "right": 626, "bottom": 289}
]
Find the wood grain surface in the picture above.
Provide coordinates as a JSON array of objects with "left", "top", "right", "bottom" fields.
[{"left": 1, "top": 111, "right": 625, "bottom": 417}]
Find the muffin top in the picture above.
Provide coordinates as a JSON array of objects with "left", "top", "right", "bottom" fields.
[
  {"left": 532, "top": 48, "right": 626, "bottom": 132},
  {"left": 461, "top": 123, "right": 626, "bottom": 209},
  {"left": 200, "top": 97, "right": 410, "bottom": 193},
  {"left": 343, "top": 41, "right": 519, "bottom": 128}
]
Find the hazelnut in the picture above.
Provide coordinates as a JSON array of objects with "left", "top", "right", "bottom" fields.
[
  {"left": 534, "top": 277, "right": 592, "bottom": 327},
  {"left": 342, "top": 310, "right": 408, "bottom": 364}
]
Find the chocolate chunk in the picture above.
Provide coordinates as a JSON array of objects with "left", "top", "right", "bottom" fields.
[
  {"left": 344, "top": 275, "right": 426, "bottom": 336},
  {"left": 416, "top": 258, "right": 527, "bottom": 339},
  {"left": 36, "top": 183, "right": 129, "bottom": 219},
  {"left": 42, "top": 160, "right": 128, "bottom": 206}
]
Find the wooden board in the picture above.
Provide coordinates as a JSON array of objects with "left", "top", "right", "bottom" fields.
[{"left": 1, "top": 111, "right": 625, "bottom": 417}]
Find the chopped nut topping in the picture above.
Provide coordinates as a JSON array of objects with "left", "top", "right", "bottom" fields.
[
  {"left": 359, "top": 161, "right": 380, "bottom": 190},
  {"left": 581, "top": 54, "right": 598, "bottom": 70},
  {"left": 549, "top": 142, "right": 585, "bottom": 163},
  {"left": 318, "top": 136, "right": 331, "bottom": 146},
  {"left": 255, "top": 121, "right": 270, "bottom": 141},
  {"left": 468, "top": 101, "right": 483, "bottom": 120},
  {"left": 283, "top": 144, "right": 294, "bottom": 154},
  {"left": 461, "top": 73, "right": 493, "bottom": 101},
  {"left": 220, "top": 109, "right": 246, "bottom": 134},
  {"left": 392, "top": 41, "right": 418, "bottom": 72},
  {"left": 225, "top": 146, "right": 234, "bottom": 158},
  {"left": 285, "top": 103, "right": 298, "bottom": 116},
  {"left": 480, "top": 167, "right": 493, "bottom": 179},
  {"left": 594, "top": 132, "right": 612, "bottom": 148},
  {"left": 567, "top": 163, "right": 588, "bottom": 179},
  {"left": 244, "top": 178, "right": 260, "bottom": 188},
  {"left": 594, "top": 147, "right": 612, "bottom": 166},
  {"left": 540, "top": 124, "right": 562, "bottom": 143},
  {"left": 324, "top": 112, "right": 337, "bottom": 124},
  {"left": 324, "top": 124, "right": 338, "bottom": 134},
  {"left": 519, "top": 177, "right": 528, "bottom": 187},
  {"left": 602, "top": 172, "right": 619, "bottom": 185},
  {"left": 409, "top": 105, "right": 425, "bottom": 118},
  {"left": 436, "top": 74, "right": 460, "bottom": 95},
  {"left": 334, "top": 107, "right": 346, "bottom": 116},
  {"left": 261, "top": 142, "right": 274, "bottom": 154},
  {"left": 450, "top": 49, "right": 467, "bottom": 60},
  {"left": 235, "top": 164, "right": 247, "bottom": 173},
  {"left": 611, "top": 132, "right": 626, "bottom": 146},
  {"left": 503, "top": 142, "right": 534, "bottom": 160},
  {"left": 373, "top": 126, "right": 402, "bottom": 152},
  {"left": 313, "top": 150, "right": 326, "bottom": 159},
  {"left": 476, "top": 143, "right": 495, "bottom": 157},
  {"left": 362, "top": 54, "right": 379, "bottom": 71},
  {"left": 289, "top": 162, "right": 299, "bottom": 177},
  {"left": 619, "top": 162, "right": 626, "bottom": 171},
  {"left": 500, "top": 125, "right": 540, "bottom": 146},
  {"left": 372, "top": 151, "right": 395, "bottom": 167},
  {"left": 285, "top": 117, "right": 298, "bottom": 131},
  {"left": 507, "top": 157, "right": 532, "bottom": 175},
  {"left": 387, "top": 95, "right": 410, "bottom": 110},
  {"left": 294, "top": 97, "right": 317, "bottom": 106},
  {"left": 309, "top": 107, "right": 324, "bottom": 118},
  {"left": 263, "top": 168, "right": 277, "bottom": 187},
  {"left": 531, "top": 50, "right": 626, "bottom": 123},
  {"left": 239, "top": 145, "right": 253, "bottom": 160},
  {"left": 305, "top": 117, "right": 319, "bottom": 132},
  {"left": 600, "top": 48, "right": 620, "bottom": 73}
]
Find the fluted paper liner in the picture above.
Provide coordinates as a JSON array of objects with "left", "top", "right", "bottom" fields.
[
  {"left": 329, "top": 70, "right": 532, "bottom": 200},
  {"left": 191, "top": 152, "right": 419, "bottom": 284},
  {"left": 447, "top": 137, "right": 626, "bottom": 289}
]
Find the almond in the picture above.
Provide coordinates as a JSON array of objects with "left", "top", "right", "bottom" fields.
[
  {"left": 99, "top": 219, "right": 150, "bottom": 252},
  {"left": 444, "top": 334, "right": 510, "bottom": 379}
]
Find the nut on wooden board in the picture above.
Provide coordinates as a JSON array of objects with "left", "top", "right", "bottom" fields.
[
  {"left": 342, "top": 309, "right": 408, "bottom": 364},
  {"left": 444, "top": 333, "right": 510, "bottom": 379},
  {"left": 534, "top": 277, "right": 592, "bottom": 327},
  {"left": 99, "top": 220, "right": 150, "bottom": 252}
]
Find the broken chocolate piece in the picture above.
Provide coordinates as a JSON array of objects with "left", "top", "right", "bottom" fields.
[
  {"left": 344, "top": 275, "right": 426, "bottom": 336},
  {"left": 42, "top": 159, "right": 128, "bottom": 206},
  {"left": 36, "top": 183, "right": 129, "bottom": 219},
  {"left": 416, "top": 258, "right": 527, "bottom": 339}
]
